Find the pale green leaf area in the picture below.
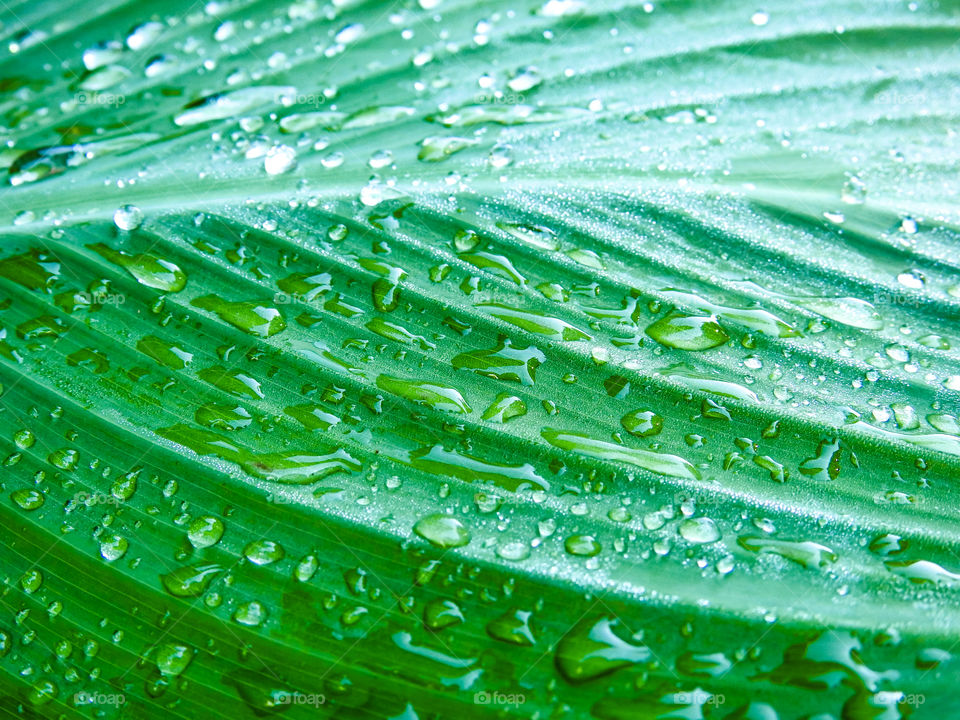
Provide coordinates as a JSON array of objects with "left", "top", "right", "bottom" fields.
[{"left": 0, "top": 0, "right": 958, "bottom": 718}]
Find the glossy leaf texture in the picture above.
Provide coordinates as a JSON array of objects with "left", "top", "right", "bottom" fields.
[{"left": 0, "top": 0, "right": 959, "bottom": 718}]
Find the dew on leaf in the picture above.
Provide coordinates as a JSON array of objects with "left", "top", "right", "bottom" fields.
[{"left": 413, "top": 513, "right": 471, "bottom": 548}]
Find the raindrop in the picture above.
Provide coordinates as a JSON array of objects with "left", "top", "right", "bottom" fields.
[{"left": 113, "top": 205, "right": 143, "bottom": 231}]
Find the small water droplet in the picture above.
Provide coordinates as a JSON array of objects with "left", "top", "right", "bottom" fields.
[
  {"left": 413, "top": 514, "right": 470, "bottom": 548},
  {"left": 113, "top": 205, "right": 143, "bottom": 231},
  {"left": 264, "top": 145, "right": 297, "bottom": 175}
]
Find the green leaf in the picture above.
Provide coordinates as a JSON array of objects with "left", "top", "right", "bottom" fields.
[{"left": 0, "top": 0, "right": 958, "bottom": 718}]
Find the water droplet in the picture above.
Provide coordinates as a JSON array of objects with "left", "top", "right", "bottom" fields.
[
  {"left": 487, "top": 609, "right": 536, "bottom": 645},
  {"left": 264, "top": 145, "right": 297, "bottom": 175},
  {"left": 423, "top": 599, "right": 464, "bottom": 630},
  {"left": 555, "top": 616, "right": 649, "bottom": 682},
  {"left": 620, "top": 409, "right": 663, "bottom": 437},
  {"left": 127, "top": 21, "right": 164, "bottom": 50},
  {"left": 565, "top": 534, "right": 601, "bottom": 557},
  {"left": 543, "top": 428, "right": 699, "bottom": 480},
  {"left": 11, "top": 488, "right": 45, "bottom": 510},
  {"left": 418, "top": 136, "right": 476, "bottom": 162},
  {"left": 496, "top": 541, "right": 531, "bottom": 561},
  {"left": 99, "top": 534, "right": 129, "bottom": 561},
  {"left": 376, "top": 375, "right": 470, "bottom": 413},
  {"left": 14, "top": 429, "right": 36, "bottom": 449},
  {"left": 243, "top": 540, "right": 285, "bottom": 565},
  {"left": 175, "top": 86, "right": 294, "bottom": 127},
  {"left": 191, "top": 295, "right": 286, "bottom": 337},
  {"left": 540, "top": 0, "right": 585, "bottom": 17},
  {"left": 841, "top": 174, "right": 867, "bottom": 204},
  {"left": 482, "top": 394, "right": 527, "bottom": 423},
  {"left": 188, "top": 516, "right": 225, "bottom": 548},
  {"left": 413, "top": 514, "right": 470, "bottom": 548},
  {"left": 508, "top": 66, "right": 542, "bottom": 92},
  {"left": 233, "top": 601, "right": 268, "bottom": 627},
  {"left": 83, "top": 41, "right": 123, "bottom": 70},
  {"left": 160, "top": 564, "right": 222, "bottom": 598},
  {"left": 738, "top": 536, "right": 837, "bottom": 569},
  {"left": 647, "top": 314, "right": 729, "bottom": 351},
  {"left": 156, "top": 643, "right": 194, "bottom": 677},
  {"left": 89, "top": 243, "right": 186, "bottom": 292},
  {"left": 113, "top": 205, "right": 143, "bottom": 231},
  {"left": 678, "top": 517, "right": 721, "bottom": 544}
]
